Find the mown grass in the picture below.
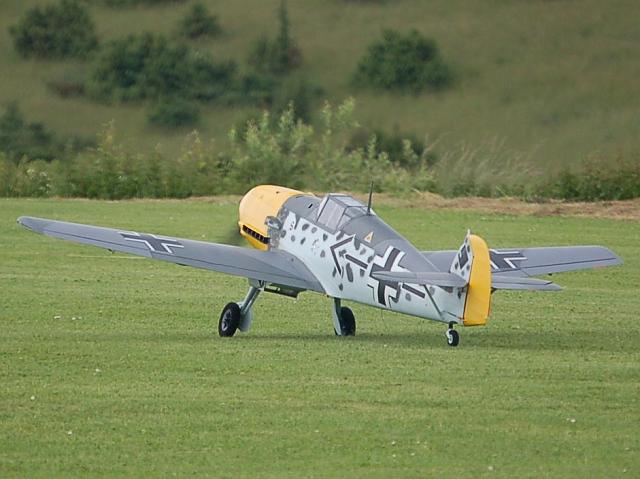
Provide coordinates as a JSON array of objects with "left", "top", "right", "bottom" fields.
[
  {"left": 1, "top": 0, "right": 640, "bottom": 169},
  {"left": 1, "top": 197, "right": 638, "bottom": 477}
]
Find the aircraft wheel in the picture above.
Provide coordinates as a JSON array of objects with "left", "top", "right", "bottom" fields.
[
  {"left": 219, "top": 302, "right": 241, "bottom": 337},
  {"left": 446, "top": 328, "right": 459, "bottom": 347},
  {"left": 334, "top": 306, "right": 356, "bottom": 336}
]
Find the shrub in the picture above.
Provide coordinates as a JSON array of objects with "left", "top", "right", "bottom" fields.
[
  {"left": 228, "top": 99, "right": 435, "bottom": 194},
  {"left": 190, "top": 55, "right": 237, "bottom": 102},
  {"left": 179, "top": 3, "right": 221, "bottom": 39},
  {"left": 231, "top": 77, "right": 322, "bottom": 141},
  {"left": 228, "top": 107, "right": 312, "bottom": 191},
  {"left": 247, "top": 36, "right": 275, "bottom": 73},
  {"left": 353, "top": 29, "right": 452, "bottom": 92},
  {"left": 0, "top": 153, "right": 17, "bottom": 196},
  {"left": 147, "top": 98, "right": 200, "bottom": 127},
  {"left": 247, "top": 1, "right": 301, "bottom": 75},
  {"left": 86, "top": 33, "right": 236, "bottom": 103},
  {"left": 9, "top": 0, "right": 98, "bottom": 59},
  {"left": 538, "top": 158, "right": 640, "bottom": 201},
  {"left": 271, "top": 77, "right": 323, "bottom": 123},
  {"left": 348, "top": 128, "right": 437, "bottom": 169},
  {"left": 6, "top": 99, "right": 640, "bottom": 202},
  {"left": 0, "top": 103, "right": 61, "bottom": 162},
  {"left": 87, "top": 33, "right": 187, "bottom": 102},
  {"left": 99, "top": 0, "right": 186, "bottom": 6},
  {"left": 234, "top": 72, "right": 278, "bottom": 106},
  {"left": 0, "top": 122, "right": 233, "bottom": 199}
]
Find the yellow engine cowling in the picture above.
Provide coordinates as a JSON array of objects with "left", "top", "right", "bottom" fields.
[
  {"left": 463, "top": 234, "right": 492, "bottom": 326},
  {"left": 238, "top": 185, "right": 303, "bottom": 250}
]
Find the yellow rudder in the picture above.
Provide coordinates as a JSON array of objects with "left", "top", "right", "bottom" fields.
[{"left": 463, "top": 234, "right": 492, "bottom": 326}]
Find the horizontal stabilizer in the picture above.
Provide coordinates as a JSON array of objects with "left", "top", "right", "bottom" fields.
[
  {"left": 492, "top": 274, "right": 561, "bottom": 291},
  {"left": 422, "top": 245, "right": 622, "bottom": 277},
  {"left": 371, "top": 270, "right": 467, "bottom": 288}
]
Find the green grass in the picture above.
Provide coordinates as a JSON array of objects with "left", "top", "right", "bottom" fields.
[
  {"left": 1, "top": 197, "right": 638, "bottom": 477},
  {"left": 1, "top": 1, "right": 640, "bottom": 169}
]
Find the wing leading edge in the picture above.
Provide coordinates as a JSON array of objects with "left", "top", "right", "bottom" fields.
[{"left": 18, "top": 216, "right": 324, "bottom": 294}]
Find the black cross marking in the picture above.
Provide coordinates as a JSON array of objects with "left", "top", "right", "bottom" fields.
[
  {"left": 369, "top": 247, "right": 403, "bottom": 306},
  {"left": 329, "top": 236, "right": 353, "bottom": 275},
  {"left": 345, "top": 254, "right": 367, "bottom": 269},
  {"left": 120, "top": 232, "right": 184, "bottom": 254},
  {"left": 489, "top": 249, "right": 527, "bottom": 270},
  {"left": 457, "top": 242, "right": 469, "bottom": 269}
]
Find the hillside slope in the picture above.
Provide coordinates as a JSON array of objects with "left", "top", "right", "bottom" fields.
[{"left": 1, "top": 0, "right": 639, "bottom": 171}]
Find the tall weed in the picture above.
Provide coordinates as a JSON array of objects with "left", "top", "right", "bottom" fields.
[{"left": 0, "top": 100, "right": 638, "bottom": 201}]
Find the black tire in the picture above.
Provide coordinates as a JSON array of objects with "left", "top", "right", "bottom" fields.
[
  {"left": 219, "top": 302, "right": 241, "bottom": 337},
  {"left": 337, "top": 306, "right": 356, "bottom": 336},
  {"left": 446, "top": 329, "right": 459, "bottom": 347}
]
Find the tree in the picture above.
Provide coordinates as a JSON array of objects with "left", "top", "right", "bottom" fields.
[
  {"left": 247, "top": 1, "right": 301, "bottom": 75},
  {"left": 353, "top": 29, "right": 452, "bottom": 92},
  {"left": 179, "top": 3, "right": 221, "bottom": 39},
  {"left": 9, "top": 0, "right": 98, "bottom": 59}
]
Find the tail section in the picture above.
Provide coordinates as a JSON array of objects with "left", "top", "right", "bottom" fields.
[{"left": 450, "top": 231, "right": 492, "bottom": 326}]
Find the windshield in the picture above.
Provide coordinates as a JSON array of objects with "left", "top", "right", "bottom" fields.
[{"left": 316, "top": 195, "right": 372, "bottom": 230}]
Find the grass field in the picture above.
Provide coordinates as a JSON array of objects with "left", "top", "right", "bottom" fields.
[
  {"left": 1, "top": 197, "right": 638, "bottom": 477},
  {"left": 1, "top": 1, "right": 640, "bottom": 170}
]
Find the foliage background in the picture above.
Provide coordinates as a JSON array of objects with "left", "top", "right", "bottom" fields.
[{"left": 0, "top": 0, "right": 638, "bottom": 194}]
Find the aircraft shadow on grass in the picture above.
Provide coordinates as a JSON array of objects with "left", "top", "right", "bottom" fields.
[
  {"left": 56, "top": 323, "right": 635, "bottom": 353},
  {"left": 235, "top": 328, "right": 636, "bottom": 353}
]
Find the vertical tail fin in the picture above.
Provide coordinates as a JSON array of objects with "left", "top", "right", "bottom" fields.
[{"left": 450, "top": 231, "right": 492, "bottom": 326}]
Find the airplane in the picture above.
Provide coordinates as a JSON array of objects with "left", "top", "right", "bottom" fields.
[{"left": 17, "top": 185, "right": 622, "bottom": 347}]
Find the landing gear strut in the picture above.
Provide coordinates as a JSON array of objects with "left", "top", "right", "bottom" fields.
[
  {"left": 218, "top": 281, "right": 263, "bottom": 337},
  {"left": 445, "top": 321, "right": 459, "bottom": 347},
  {"left": 331, "top": 298, "right": 356, "bottom": 336}
]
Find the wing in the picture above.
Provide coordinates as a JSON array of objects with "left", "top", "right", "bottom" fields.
[
  {"left": 18, "top": 216, "right": 324, "bottom": 294},
  {"left": 421, "top": 245, "right": 622, "bottom": 291}
]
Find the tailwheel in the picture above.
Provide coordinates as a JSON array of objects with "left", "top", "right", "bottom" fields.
[
  {"left": 445, "top": 323, "right": 459, "bottom": 347},
  {"left": 218, "top": 302, "right": 241, "bottom": 337},
  {"left": 335, "top": 306, "right": 356, "bottom": 336}
]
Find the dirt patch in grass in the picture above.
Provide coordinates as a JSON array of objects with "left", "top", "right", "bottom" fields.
[
  {"left": 390, "top": 193, "right": 640, "bottom": 221},
  {"left": 63, "top": 193, "right": 640, "bottom": 220},
  {"left": 335, "top": 192, "right": 640, "bottom": 221}
]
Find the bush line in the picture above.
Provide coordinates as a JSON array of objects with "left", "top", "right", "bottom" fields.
[{"left": 1, "top": 100, "right": 638, "bottom": 201}]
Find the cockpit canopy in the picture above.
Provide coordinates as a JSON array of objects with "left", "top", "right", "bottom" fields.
[{"left": 316, "top": 194, "right": 373, "bottom": 231}]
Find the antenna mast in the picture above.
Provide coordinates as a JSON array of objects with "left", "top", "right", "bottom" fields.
[{"left": 366, "top": 181, "right": 374, "bottom": 215}]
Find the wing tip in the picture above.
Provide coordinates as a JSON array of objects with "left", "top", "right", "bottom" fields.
[
  {"left": 548, "top": 282, "right": 563, "bottom": 291},
  {"left": 17, "top": 216, "right": 36, "bottom": 231},
  {"left": 17, "top": 216, "right": 50, "bottom": 234}
]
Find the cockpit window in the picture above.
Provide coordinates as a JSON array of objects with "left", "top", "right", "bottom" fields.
[
  {"left": 316, "top": 194, "right": 372, "bottom": 231},
  {"left": 316, "top": 197, "right": 344, "bottom": 230}
]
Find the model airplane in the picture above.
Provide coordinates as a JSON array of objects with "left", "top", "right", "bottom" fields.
[{"left": 18, "top": 185, "right": 622, "bottom": 346}]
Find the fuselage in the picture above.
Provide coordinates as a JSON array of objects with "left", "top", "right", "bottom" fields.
[{"left": 238, "top": 185, "right": 471, "bottom": 324}]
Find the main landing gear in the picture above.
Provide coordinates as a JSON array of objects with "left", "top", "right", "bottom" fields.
[
  {"left": 218, "top": 281, "right": 263, "bottom": 337},
  {"left": 445, "top": 321, "right": 459, "bottom": 347},
  {"left": 217, "top": 282, "right": 359, "bottom": 338},
  {"left": 218, "top": 286, "right": 455, "bottom": 346},
  {"left": 331, "top": 298, "right": 356, "bottom": 336}
]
